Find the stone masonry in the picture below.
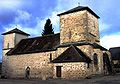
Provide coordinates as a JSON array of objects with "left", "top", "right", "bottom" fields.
[{"left": 60, "top": 10, "right": 99, "bottom": 44}]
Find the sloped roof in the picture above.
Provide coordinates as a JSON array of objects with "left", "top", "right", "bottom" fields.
[
  {"left": 51, "top": 45, "right": 91, "bottom": 63},
  {"left": 2, "top": 28, "right": 30, "bottom": 36},
  {"left": 58, "top": 42, "right": 107, "bottom": 51},
  {"left": 7, "top": 33, "right": 60, "bottom": 55},
  {"left": 109, "top": 47, "right": 120, "bottom": 60},
  {"left": 92, "top": 43, "right": 108, "bottom": 51},
  {"left": 57, "top": 6, "right": 100, "bottom": 18}
]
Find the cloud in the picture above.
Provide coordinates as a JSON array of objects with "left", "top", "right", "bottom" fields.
[
  {"left": 99, "top": 20, "right": 111, "bottom": 32},
  {"left": 0, "top": 0, "right": 23, "bottom": 25},
  {"left": 15, "top": 10, "right": 31, "bottom": 23},
  {"left": 100, "top": 33, "right": 120, "bottom": 49},
  {"left": 11, "top": 0, "right": 85, "bottom": 36},
  {"left": 0, "top": 0, "right": 22, "bottom": 10},
  {"left": 14, "top": 10, "right": 37, "bottom": 27},
  {"left": 3, "top": 18, "right": 42, "bottom": 36},
  {"left": 40, "top": 0, "right": 88, "bottom": 33}
]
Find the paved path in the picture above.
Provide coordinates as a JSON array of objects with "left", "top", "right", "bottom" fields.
[{"left": 0, "top": 75, "right": 120, "bottom": 84}]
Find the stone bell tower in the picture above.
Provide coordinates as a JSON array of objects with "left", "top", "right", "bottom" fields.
[
  {"left": 58, "top": 6, "right": 100, "bottom": 44},
  {"left": 1, "top": 28, "right": 30, "bottom": 77}
]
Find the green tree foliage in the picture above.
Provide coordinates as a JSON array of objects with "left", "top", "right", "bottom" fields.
[{"left": 42, "top": 19, "right": 54, "bottom": 36}]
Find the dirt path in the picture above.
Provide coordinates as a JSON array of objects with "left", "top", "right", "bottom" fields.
[{"left": 0, "top": 75, "right": 120, "bottom": 84}]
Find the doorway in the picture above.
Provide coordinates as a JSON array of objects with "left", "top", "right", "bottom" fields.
[
  {"left": 25, "top": 67, "right": 30, "bottom": 79},
  {"left": 56, "top": 66, "right": 62, "bottom": 77},
  {"left": 93, "top": 53, "right": 99, "bottom": 71},
  {"left": 103, "top": 53, "right": 112, "bottom": 74}
]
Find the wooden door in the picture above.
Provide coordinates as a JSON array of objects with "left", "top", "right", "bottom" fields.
[{"left": 56, "top": 66, "right": 61, "bottom": 77}]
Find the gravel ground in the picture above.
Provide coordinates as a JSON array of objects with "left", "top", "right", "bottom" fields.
[{"left": 0, "top": 74, "right": 120, "bottom": 84}]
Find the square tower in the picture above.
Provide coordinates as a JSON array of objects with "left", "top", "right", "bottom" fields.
[
  {"left": 58, "top": 6, "right": 100, "bottom": 44},
  {"left": 2, "top": 28, "right": 30, "bottom": 50}
]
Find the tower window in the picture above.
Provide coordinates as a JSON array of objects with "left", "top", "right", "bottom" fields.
[
  {"left": 7, "top": 43, "right": 10, "bottom": 48},
  {"left": 50, "top": 53, "right": 52, "bottom": 61},
  {"left": 68, "top": 31, "right": 71, "bottom": 39}
]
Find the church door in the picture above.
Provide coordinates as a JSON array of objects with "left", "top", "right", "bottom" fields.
[{"left": 56, "top": 66, "right": 61, "bottom": 77}]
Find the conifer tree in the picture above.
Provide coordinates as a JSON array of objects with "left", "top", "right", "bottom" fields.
[{"left": 42, "top": 19, "right": 54, "bottom": 36}]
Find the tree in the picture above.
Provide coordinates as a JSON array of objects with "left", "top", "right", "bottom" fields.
[{"left": 42, "top": 19, "right": 54, "bottom": 36}]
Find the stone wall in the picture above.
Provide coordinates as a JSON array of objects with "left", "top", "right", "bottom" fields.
[
  {"left": 6, "top": 51, "right": 56, "bottom": 79},
  {"left": 3, "top": 33, "right": 28, "bottom": 49},
  {"left": 15, "top": 33, "right": 28, "bottom": 45},
  {"left": 77, "top": 45, "right": 94, "bottom": 59},
  {"left": 2, "top": 49, "right": 10, "bottom": 77},
  {"left": 77, "top": 45, "right": 104, "bottom": 75},
  {"left": 53, "top": 62, "right": 92, "bottom": 79},
  {"left": 60, "top": 10, "right": 88, "bottom": 44},
  {"left": 87, "top": 11, "right": 100, "bottom": 43},
  {"left": 59, "top": 10, "right": 99, "bottom": 44},
  {"left": 3, "top": 33, "right": 15, "bottom": 49},
  {"left": 57, "top": 47, "right": 69, "bottom": 56}
]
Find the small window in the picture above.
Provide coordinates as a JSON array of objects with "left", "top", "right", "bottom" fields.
[
  {"left": 50, "top": 53, "right": 52, "bottom": 61},
  {"left": 7, "top": 43, "right": 9, "bottom": 48},
  {"left": 68, "top": 31, "right": 71, "bottom": 39}
]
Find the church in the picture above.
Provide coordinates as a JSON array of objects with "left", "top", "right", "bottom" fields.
[{"left": 2, "top": 6, "right": 112, "bottom": 79}]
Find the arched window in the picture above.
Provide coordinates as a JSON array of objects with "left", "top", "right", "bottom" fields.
[
  {"left": 93, "top": 53, "right": 98, "bottom": 65},
  {"left": 103, "top": 52, "right": 112, "bottom": 74}
]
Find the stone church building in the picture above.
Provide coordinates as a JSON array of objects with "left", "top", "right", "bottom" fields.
[{"left": 2, "top": 6, "right": 112, "bottom": 79}]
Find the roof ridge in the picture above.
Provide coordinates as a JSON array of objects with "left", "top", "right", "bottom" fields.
[
  {"left": 51, "top": 45, "right": 91, "bottom": 63},
  {"left": 23, "top": 33, "right": 60, "bottom": 40},
  {"left": 2, "top": 28, "right": 30, "bottom": 36},
  {"left": 57, "top": 6, "right": 99, "bottom": 18},
  {"left": 71, "top": 45, "right": 87, "bottom": 60},
  {"left": 69, "top": 45, "right": 83, "bottom": 58},
  {"left": 7, "top": 33, "right": 60, "bottom": 55}
]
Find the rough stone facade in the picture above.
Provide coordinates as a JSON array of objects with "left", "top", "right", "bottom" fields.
[
  {"left": 15, "top": 33, "right": 28, "bottom": 45},
  {"left": 2, "top": 6, "right": 112, "bottom": 79},
  {"left": 3, "top": 34, "right": 15, "bottom": 49},
  {"left": 60, "top": 10, "right": 99, "bottom": 44},
  {"left": 6, "top": 52, "right": 55, "bottom": 79},
  {"left": 53, "top": 62, "right": 92, "bottom": 79}
]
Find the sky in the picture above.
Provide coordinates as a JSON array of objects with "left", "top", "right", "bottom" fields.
[{"left": 0, "top": 0, "right": 120, "bottom": 62}]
